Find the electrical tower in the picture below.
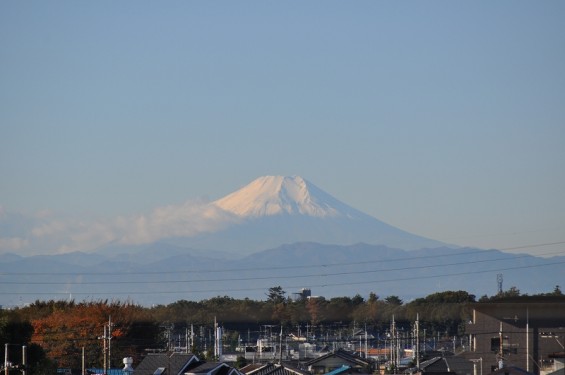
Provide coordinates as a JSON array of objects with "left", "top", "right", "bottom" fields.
[{"left": 497, "top": 273, "right": 503, "bottom": 295}]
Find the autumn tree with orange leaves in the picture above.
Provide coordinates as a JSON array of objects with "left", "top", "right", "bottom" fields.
[{"left": 29, "top": 300, "right": 159, "bottom": 370}]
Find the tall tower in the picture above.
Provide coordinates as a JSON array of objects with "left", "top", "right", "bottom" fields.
[{"left": 497, "top": 274, "right": 503, "bottom": 295}]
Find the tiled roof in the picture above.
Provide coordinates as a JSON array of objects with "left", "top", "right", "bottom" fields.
[
  {"left": 187, "top": 363, "right": 225, "bottom": 374},
  {"left": 324, "top": 365, "right": 351, "bottom": 375},
  {"left": 184, "top": 361, "right": 243, "bottom": 375},
  {"left": 134, "top": 353, "right": 199, "bottom": 375},
  {"left": 240, "top": 364, "right": 263, "bottom": 373},
  {"left": 419, "top": 356, "right": 474, "bottom": 375},
  {"left": 243, "top": 363, "right": 308, "bottom": 375},
  {"left": 305, "top": 349, "right": 371, "bottom": 367}
]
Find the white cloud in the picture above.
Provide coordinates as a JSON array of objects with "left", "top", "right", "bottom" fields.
[
  {"left": 31, "top": 220, "right": 68, "bottom": 237},
  {"left": 0, "top": 237, "right": 29, "bottom": 252},
  {"left": 0, "top": 200, "right": 238, "bottom": 256},
  {"left": 117, "top": 200, "right": 238, "bottom": 245}
]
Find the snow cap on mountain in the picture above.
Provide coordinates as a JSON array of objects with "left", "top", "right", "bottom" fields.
[{"left": 213, "top": 175, "right": 357, "bottom": 218}]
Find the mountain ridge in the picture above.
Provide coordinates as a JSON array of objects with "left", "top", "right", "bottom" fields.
[{"left": 1, "top": 242, "right": 563, "bottom": 307}]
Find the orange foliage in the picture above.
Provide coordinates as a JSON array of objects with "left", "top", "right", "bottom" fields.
[{"left": 30, "top": 301, "right": 152, "bottom": 369}]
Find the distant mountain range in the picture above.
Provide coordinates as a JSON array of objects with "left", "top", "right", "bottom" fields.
[
  {"left": 1, "top": 175, "right": 563, "bottom": 307},
  {"left": 1, "top": 242, "right": 563, "bottom": 307}
]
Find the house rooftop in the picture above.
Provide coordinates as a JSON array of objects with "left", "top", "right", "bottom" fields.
[
  {"left": 134, "top": 353, "right": 199, "bottom": 375},
  {"left": 241, "top": 363, "right": 308, "bottom": 375}
]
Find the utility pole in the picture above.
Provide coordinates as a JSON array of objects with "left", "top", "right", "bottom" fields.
[
  {"left": 526, "top": 308, "right": 529, "bottom": 373},
  {"left": 279, "top": 326, "right": 283, "bottom": 364},
  {"left": 191, "top": 324, "right": 194, "bottom": 351},
  {"left": 364, "top": 323, "right": 368, "bottom": 359},
  {"left": 391, "top": 315, "right": 397, "bottom": 374},
  {"left": 103, "top": 325, "right": 107, "bottom": 375},
  {"left": 108, "top": 316, "right": 112, "bottom": 371},
  {"left": 214, "top": 317, "right": 218, "bottom": 359},
  {"left": 99, "top": 319, "right": 111, "bottom": 375},
  {"left": 5, "top": 343, "right": 8, "bottom": 375},
  {"left": 498, "top": 322, "right": 504, "bottom": 369},
  {"left": 21, "top": 346, "right": 26, "bottom": 375},
  {"left": 416, "top": 314, "right": 420, "bottom": 370}
]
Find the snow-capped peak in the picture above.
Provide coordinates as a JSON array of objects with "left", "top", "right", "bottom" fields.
[{"left": 213, "top": 175, "right": 352, "bottom": 218}]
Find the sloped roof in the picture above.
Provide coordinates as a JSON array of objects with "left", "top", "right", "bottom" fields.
[
  {"left": 134, "top": 353, "right": 200, "bottom": 375},
  {"left": 419, "top": 356, "right": 474, "bottom": 375},
  {"left": 324, "top": 365, "right": 351, "bottom": 375},
  {"left": 305, "top": 349, "right": 371, "bottom": 368},
  {"left": 185, "top": 362, "right": 243, "bottom": 375},
  {"left": 240, "top": 364, "right": 264, "bottom": 374},
  {"left": 186, "top": 362, "right": 225, "bottom": 375},
  {"left": 419, "top": 357, "right": 451, "bottom": 373},
  {"left": 242, "top": 363, "right": 308, "bottom": 375}
]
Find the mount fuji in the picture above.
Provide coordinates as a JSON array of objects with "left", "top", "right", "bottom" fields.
[{"left": 159, "top": 175, "right": 447, "bottom": 255}]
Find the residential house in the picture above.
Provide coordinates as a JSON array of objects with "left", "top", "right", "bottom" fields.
[
  {"left": 134, "top": 353, "right": 242, "bottom": 375},
  {"left": 363, "top": 348, "right": 390, "bottom": 363},
  {"left": 185, "top": 362, "right": 243, "bottom": 375},
  {"left": 134, "top": 353, "right": 200, "bottom": 375},
  {"left": 416, "top": 356, "right": 475, "bottom": 375},
  {"left": 304, "top": 349, "right": 373, "bottom": 374},
  {"left": 240, "top": 362, "right": 308, "bottom": 375},
  {"left": 545, "top": 352, "right": 564, "bottom": 375},
  {"left": 463, "top": 296, "right": 565, "bottom": 375}
]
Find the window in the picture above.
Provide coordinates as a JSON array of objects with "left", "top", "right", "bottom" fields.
[{"left": 490, "top": 337, "right": 518, "bottom": 355}]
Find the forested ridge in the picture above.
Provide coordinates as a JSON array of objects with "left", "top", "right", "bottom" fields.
[{"left": 1, "top": 287, "right": 561, "bottom": 375}]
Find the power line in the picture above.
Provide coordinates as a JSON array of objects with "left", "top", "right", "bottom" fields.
[
  {"left": 2, "top": 258, "right": 564, "bottom": 296},
  {"left": 3, "top": 249, "right": 564, "bottom": 286}
]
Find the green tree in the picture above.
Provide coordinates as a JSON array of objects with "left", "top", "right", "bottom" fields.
[
  {"left": 498, "top": 286, "right": 521, "bottom": 298},
  {"left": 266, "top": 286, "right": 286, "bottom": 304},
  {"left": 0, "top": 309, "right": 51, "bottom": 375},
  {"left": 384, "top": 295, "right": 403, "bottom": 305},
  {"left": 351, "top": 294, "right": 364, "bottom": 306}
]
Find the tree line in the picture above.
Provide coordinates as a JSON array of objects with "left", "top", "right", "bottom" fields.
[{"left": 1, "top": 286, "right": 561, "bottom": 375}]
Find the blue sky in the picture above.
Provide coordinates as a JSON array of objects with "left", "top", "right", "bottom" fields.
[{"left": 1, "top": 1, "right": 564, "bottom": 256}]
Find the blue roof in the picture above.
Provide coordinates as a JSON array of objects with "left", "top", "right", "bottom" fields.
[
  {"left": 324, "top": 365, "right": 351, "bottom": 375},
  {"left": 87, "top": 368, "right": 128, "bottom": 375}
]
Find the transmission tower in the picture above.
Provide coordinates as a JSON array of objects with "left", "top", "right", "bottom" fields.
[{"left": 497, "top": 274, "right": 503, "bottom": 295}]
